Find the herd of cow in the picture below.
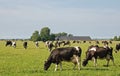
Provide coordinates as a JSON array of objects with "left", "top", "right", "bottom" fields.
[
  {"left": 5, "top": 40, "right": 120, "bottom": 71},
  {"left": 44, "top": 40, "right": 120, "bottom": 71},
  {"left": 5, "top": 40, "right": 28, "bottom": 49}
]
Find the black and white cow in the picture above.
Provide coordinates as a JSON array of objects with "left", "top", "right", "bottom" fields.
[
  {"left": 44, "top": 46, "right": 82, "bottom": 71},
  {"left": 82, "top": 45, "right": 114, "bottom": 67},
  {"left": 45, "top": 41, "right": 54, "bottom": 52},
  {"left": 48, "top": 42, "right": 54, "bottom": 52},
  {"left": 96, "top": 41, "right": 99, "bottom": 44},
  {"left": 54, "top": 41, "right": 65, "bottom": 48},
  {"left": 109, "top": 41, "right": 112, "bottom": 44},
  {"left": 23, "top": 42, "right": 27, "bottom": 49},
  {"left": 35, "top": 41, "right": 39, "bottom": 47},
  {"left": 63, "top": 41, "right": 71, "bottom": 46},
  {"left": 5, "top": 40, "right": 12, "bottom": 46},
  {"left": 115, "top": 43, "right": 120, "bottom": 53},
  {"left": 83, "top": 41, "right": 86, "bottom": 43},
  {"left": 6, "top": 40, "right": 16, "bottom": 48},
  {"left": 102, "top": 41, "right": 109, "bottom": 46},
  {"left": 12, "top": 41, "right": 16, "bottom": 48}
]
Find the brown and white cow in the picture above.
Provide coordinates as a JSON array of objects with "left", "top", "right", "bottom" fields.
[
  {"left": 44, "top": 46, "right": 82, "bottom": 71},
  {"left": 82, "top": 45, "right": 114, "bottom": 67}
]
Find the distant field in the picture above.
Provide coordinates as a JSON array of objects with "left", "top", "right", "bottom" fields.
[{"left": 0, "top": 40, "right": 120, "bottom": 76}]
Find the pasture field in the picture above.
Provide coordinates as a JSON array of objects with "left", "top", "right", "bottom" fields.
[{"left": 0, "top": 40, "right": 120, "bottom": 76}]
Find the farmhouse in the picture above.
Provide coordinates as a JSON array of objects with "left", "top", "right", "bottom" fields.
[{"left": 56, "top": 36, "right": 92, "bottom": 41}]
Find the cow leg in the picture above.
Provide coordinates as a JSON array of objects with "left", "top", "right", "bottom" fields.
[
  {"left": 106, "top": 55, "right": 115, "bottom": 66},
  {"left": 73, "top": 63, "right": 77, "bottom": 70},
  {"left": 111, "top": 56, "right": 115, "bottom": 66},
  {"left": 106, "top": 59, "right": 110, "bottom": 67},
  {"left": 55, "top": 63, "right": 62, "bottom": 71},
  {"left": 59, "top": 62, "right": 62, "bottom": 71},
  {"left": 93, "top": 57, "right": 97, "bottom": 67},
  {"left": 106, "top": 56, "right": 115, "bottom": 66},
  {"left": 112, "top": 59, "right": 115, "bottom": 66},
  {"left": 49, "top": 48, "right": 51, "bottom": 52},
  {"left": 55, "top": 64, "right": 58, "bottom": 71},
  {"left": 75, "top": 56, "right": 80, "bottom": 70}
]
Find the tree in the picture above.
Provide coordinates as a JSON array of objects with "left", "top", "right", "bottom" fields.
[
  {"left": 30, "top": 30, "right": 40, "bottom": 42},
  {"left": 40, "top": 27, "right": 50, "bottom": 41},
  {"left": 61, "top": 32, "right": 67, "bottom": 36},
  {"left": 113, "top": 36, "right": 118, "bottom": 41},
  {"left": 55, "top": 32, "right": 68, "bottom": 37},
  {"left": 30, "top": 26, "right": 73, "bottom": 41},
  {"left": 68, "top": 34, "right": 73, "bottom": 37},
  {"left": 112, "top": 36, "right": 120, "bottom": 41},
  {"left": 49, "top": 33, "right": 56, "bottom": 40},
  {"left": 118, "top": 36, "right": 120, "bottom": 41}
]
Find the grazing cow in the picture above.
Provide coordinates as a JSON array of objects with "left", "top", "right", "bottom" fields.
[
  {"left": 57, "top": 41, "right": 65, "bottom": 47},
  {"left": 35, "top": 41, "right": 39, "bottom": 47},
  {"left": 102, "top": 41, "right": 109, "bottom": 46},
  {"left": 96, "top": 41, "right": 99, "bottom": 44},
  {"left": 45, "top": 41, "right": 54, "bottom": 52},
  {"left": 45, "top": 41, "right": 49, "bottom": 47},
  {"left": 73, "top": 40, "right": 76, "bottom": 43},
  {"left": 83, "top": 41, "right": 86, "bottom": 43},
  {"left": 23, "top": 42, "right": 27, "bottom": 49},
  {"left": 54, "top": 41, "right": 65, "bottom": 47},
  {"left": 63, "top": 41, "right": 71, "bottom": 46},
  {"left": 77, "top": 41, "right": 80, "bottom": 43},
  {"left": 12, "top": 41, "right": 16, "bottom": 48},
  {"left": 5, "top": 40, "right": 12, "bottom": 46},
  {"left": 48, "top": 42, "right": 54, "bottom": 52},
  {"left": 89, "top": 41, "right": 91, "bottom": 44},
  {"left": 54, "top": 41, "right": 58, "bottom": 48},
  {"left": 115, "top": 43, "right": 120, "bottom": 53},
  {"left": 73, "top": 40, "right": 80, "bottom": 44},
  {"left": 54, "top": 41, "right": 61, "bottom": 48},
  {"left": 44, "top": 46, "right": 82, "bottom": 71},
  {"left": 109, "top": 41, "right": 112, "bottom": 44},
  {"left": 82, "top": 45, "right": 114, "bottom": 67}
]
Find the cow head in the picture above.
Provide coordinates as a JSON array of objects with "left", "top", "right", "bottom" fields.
[
  {"left": 82, "top": 59, "right": 88, "bottom": 66},
  {"left": 74, "top": 46, "right": 82, "bottom": 57},
  {"left": 83, "top": 47, "right": 95, "bottom": 66},
  {"left": 44, "top": 61, "right": 51, "bottom": 70}
]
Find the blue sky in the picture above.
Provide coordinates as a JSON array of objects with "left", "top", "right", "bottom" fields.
[{"left": 0, "top": 0, "right": 120, "bottom": 39}]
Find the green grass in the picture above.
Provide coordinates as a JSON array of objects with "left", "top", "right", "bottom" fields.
[{"left": 0, "top": 40, "right": 120, "bottom": 76}]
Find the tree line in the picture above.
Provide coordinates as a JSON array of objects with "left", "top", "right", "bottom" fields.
[
  {"left": 112, "top": 36, "right": 120, "bottom": 41},
  {"left": 30, "top": 27, "right": 119, "bottom": 41},
  {"left": 30, "top": 27, "right": 73, "bottom": 42}
]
